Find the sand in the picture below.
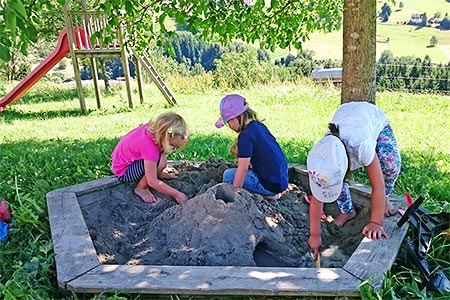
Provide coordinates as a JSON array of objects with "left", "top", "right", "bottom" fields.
[{"left": 81, "top": 157, "right": 369, "bottom": 268}]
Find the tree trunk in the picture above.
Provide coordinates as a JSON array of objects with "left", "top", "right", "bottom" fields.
[{"left": 342, "top": 0, "right": 377, "bottom": 104}]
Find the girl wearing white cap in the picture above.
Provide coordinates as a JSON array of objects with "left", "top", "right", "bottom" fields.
[
  {"left": 216, "top": 94, "right": 288, "bottom": 200},
  {"left": 307, "top": 101, "right": 401, "bottom": 259}
]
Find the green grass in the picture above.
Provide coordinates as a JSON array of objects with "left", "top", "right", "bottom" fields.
[
  {"left": 0, "top": 80, "right": 449, "bottom": 299},
  {"left": 285, "top": 0, "right": 450, "bottom": 62},
  {"left": 300, "top": 30, "right": 343, "bottom": 60},
  {"left": 290, "top": 24, "right": 450, "bottom": 63},
  {"left": 377, "top": 24, "right": 450, "bottom": 61},
  {"left": 383, "top": 0, "right": 449, "bottom": 24}
]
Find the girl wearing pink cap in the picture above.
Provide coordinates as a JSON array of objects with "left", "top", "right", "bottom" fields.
[{"left": 216, "top": 94, "right": 288, "bottom": 200}]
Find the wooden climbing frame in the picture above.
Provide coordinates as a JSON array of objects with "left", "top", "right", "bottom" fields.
[{"left": 63, "top": 1, "right": 176, "bottom": 111}]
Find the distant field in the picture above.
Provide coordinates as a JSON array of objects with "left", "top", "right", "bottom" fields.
[
  {"left": 384, "top": 0, "right": 450, "bottom": 23},
  {"left": 377, "top": 24, "right": 450, "bottom": 61},
  {"left": 279, "top": 0, "right": 450, "bottom": 63},
  {"left": 162, "top": 0, "right": 450, "bottom": 63}
]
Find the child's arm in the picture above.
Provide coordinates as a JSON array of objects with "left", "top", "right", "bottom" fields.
[
  {"left": 364, "top": 155, "right": 389, "bottom": 239},
  {"left": 232, "top": 157, "right": 251, "bottom": 188},
  {"left": 308, "top": 195, "right": 323, "bottom": 260},
  {"left": 144, "top": 160, "right": 188, "bottom": 203}
]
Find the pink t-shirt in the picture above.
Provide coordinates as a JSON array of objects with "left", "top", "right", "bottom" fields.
[{"left": 111, "top": 124, "right": 162, "bottom": 176}]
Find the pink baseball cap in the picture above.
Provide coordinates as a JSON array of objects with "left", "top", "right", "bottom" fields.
[{"left": 215, "top": 94, "right": 249, "bottom": 128}]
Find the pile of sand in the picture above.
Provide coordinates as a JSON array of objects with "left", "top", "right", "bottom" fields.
[{"left": 82, "top": 157, "right": 367, "bottom": 268}]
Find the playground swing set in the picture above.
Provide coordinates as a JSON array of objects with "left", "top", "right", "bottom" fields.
[{"left": 0, "top": 1, "right": 176, "bottom": 112}]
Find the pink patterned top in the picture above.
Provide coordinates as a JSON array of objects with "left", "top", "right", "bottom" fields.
[{"left": 111, "top": 124, "right": 162, "bottom": 176}]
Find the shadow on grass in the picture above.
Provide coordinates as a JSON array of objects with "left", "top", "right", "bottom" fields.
[
  {"left": 0, "top": 134, "right": 310, "bottom": 196},
  {"left": 1, "top": 83, "right": 125, "bottom": 109},
  {"left": 13, "top": 83, "right": 124, "bottom": 104},
  {"left": 0, "top": 136, "right": 448, "bottom": 300},
  {"left": 0, "top": 107, "right": 93, "bottom": 121},
  {"left": 13, "top": 86, "right": 80, "bottom": 105},
  {"left": 413, "top": 25, "right": 427, "bottom": 31},
  {"left": 0, "top": 92, "right": 165, "bottom": 122},
  {"left": 0, "top": 97, "right": 133, "bottom": 121}
]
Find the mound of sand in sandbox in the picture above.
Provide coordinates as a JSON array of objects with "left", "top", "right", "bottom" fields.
[{"left": 81, "top": 157, "right": 370, "bottom": 268}]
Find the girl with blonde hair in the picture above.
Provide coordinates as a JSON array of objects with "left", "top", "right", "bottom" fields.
[{"left": 112, "top": 112, "right": 189, "bottom": 204}]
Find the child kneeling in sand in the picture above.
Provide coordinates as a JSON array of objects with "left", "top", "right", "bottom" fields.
[
  {"left": 215, "top": 94, "right": 288, "bottom": 200},
  {"left": 111, "top": 112, "right": 189, "bottom": 204}
]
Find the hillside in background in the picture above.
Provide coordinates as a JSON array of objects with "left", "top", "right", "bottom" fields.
[
  {"left": 296, "top": 0, "right": 450, "bottom": 63},
  {"left": 15, "top": 0, "right": 450, "bottom": 86}
]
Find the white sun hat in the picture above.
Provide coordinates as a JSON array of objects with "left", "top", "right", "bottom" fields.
[{"left": 307, "top": 135, "right": 348, "bottom": 203}]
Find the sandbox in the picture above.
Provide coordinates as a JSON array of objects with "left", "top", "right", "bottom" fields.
[{"left": 46, "top": 159, "right": 408, "bottom": 297}]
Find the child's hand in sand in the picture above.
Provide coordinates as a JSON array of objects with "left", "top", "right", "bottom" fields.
[
  {"left": 159, "top": 170, "right": 178, "bottom": 180},
  {"left": 175, "top": 192, "right": 188, "bottom": 204},
  {"left": 308, "top": 235, "right": 322, "bottom": 260}
]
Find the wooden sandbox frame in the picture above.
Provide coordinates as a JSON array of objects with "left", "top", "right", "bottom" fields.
[{"left": 46, "top": 164, "right": 408, "bottom": 297}]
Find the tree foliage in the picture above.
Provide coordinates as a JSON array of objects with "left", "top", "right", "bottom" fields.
[
  {"left": 0, "top": 0, "right": 66, "bottom": 62},
  {"left": 376, "top": 51, "right": 450, "bottom": 93},
  {"left": 95, "top": 0, "right": 343, "bottom": 56},
  {"left": 440, "top": 14, "right": 450, "bottom": 30},
  {"left": 0, "top": 0, "right": 344, "bottom": 64},
  {"left": 167, "top": 31, "right": 223, "bottom": 71},
  {"left": 429, "top": 35, "right": 438, "bottom": 47},
  {"left": 379, "top": 2, "right": 392, "bottom": 22},
  {"left": 213, "top": 49, "right": 272, "bottom": 88}
]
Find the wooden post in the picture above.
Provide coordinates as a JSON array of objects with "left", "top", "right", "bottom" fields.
[
  {"left": 134, "top": 55, "right": 144, "bottom": 104},
  {"left": 64, "top": 4, "right": 86, "bottom": 111},
  {"left": 81, "top": 0, "right": 101, "bottom": 109},
  {"left": 90, "top": 57, "right": 102, "bottom": 108},
  {"left": 118, "top": 21, "right": 134, "bottom": 108}
]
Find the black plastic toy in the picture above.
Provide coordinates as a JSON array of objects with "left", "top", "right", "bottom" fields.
[{"left": 397, "top": 195, "right": 450, "bottom": 294}]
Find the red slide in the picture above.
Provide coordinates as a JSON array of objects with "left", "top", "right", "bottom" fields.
[{"left": 0, "top": 28, "right": 87, "bottom": 112}]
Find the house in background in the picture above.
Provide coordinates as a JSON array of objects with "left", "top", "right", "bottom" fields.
[{"left": 410, "top": 13, "right": 424, "bottom": 24}]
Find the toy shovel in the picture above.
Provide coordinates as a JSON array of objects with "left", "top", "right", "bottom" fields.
[{"left": 310, "top": 252, "right": 321, "bottom": 268}]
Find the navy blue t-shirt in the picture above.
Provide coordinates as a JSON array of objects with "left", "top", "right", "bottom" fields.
[{"left": 238, "top": 120, "right": 288, "bottom": 193}]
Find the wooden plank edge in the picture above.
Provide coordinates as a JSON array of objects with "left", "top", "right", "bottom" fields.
[
  {"left": 46, "top": 191, "right": 100, "bottom": 288},
  {"left": 46, "top": 176, "right": 121, "bottom": 198},
  {"left": 290, "top": 164, "right": 409, "bottom": 290},
  {"left": 67, "top": 265, "right": 362, "bottom": 297},
  {"left": 343, "top": 218, "right": 409, "bottom": 290}
]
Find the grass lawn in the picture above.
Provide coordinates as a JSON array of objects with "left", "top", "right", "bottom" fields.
[
  {"left": 0, "top": 79, "right": 449, "bottom": 299},
  {"left": 282, "top": 0, "right": 450, "bottom": 62},
  {"left": 384, "top": 0, "right": 450, "bottom": 24},
  {"left": 377, "top": 24, "right": 450, "bottom": 61},
  {"left": 288, "top": 23, "right": 450, "bottom": 63}
]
